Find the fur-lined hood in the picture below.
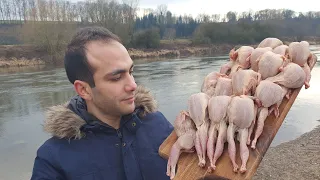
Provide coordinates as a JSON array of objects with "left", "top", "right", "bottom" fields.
[{"left": 43, "top": 85, "right": 158, "bottom": 139}]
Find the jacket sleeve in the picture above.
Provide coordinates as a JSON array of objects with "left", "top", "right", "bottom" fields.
[
  {"left": 157, "top": 111, "right": 174, "bottom": 141},
  {"left": 31, "top": 143, "right": 65, "bottom": 180}
]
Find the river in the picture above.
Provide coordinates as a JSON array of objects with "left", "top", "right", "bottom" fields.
[{"left": 0, "top": 47, "right": 319, "bottom": 180}]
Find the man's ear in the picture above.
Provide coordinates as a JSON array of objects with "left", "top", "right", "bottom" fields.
[{"left": 74, "top": 80, "right": 93, "bottom": 100}]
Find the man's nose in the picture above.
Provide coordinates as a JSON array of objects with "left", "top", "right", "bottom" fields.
[{"left": 125, "top": 74, "right": 137, "bottom": 92}]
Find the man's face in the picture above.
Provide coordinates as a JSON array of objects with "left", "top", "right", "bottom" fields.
[{"left": 85, "top": 40, "right": 137, "bottom": 117}]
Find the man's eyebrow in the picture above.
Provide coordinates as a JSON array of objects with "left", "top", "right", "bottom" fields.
[{"left": 107, "top": 64, "right": 134, "bottom": 76}]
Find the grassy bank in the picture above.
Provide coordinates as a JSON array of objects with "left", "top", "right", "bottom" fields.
[
  {"left": 0, "top": 38, "right": 318, "bottom": 68},
  {"left": 0, "top": 39, "right": 237, "bottom": 68},
  {"left": 0, "top": 57, "right": 45, "bottom": 67},
  {"left": 0, "top": 44, "right": 50, "bottom": 67}
]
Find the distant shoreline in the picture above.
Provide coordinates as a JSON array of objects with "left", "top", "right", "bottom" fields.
[
  {"left": 0, "top": 40, "right": 318, "bottom": 68},
  {"left": 0, "top": 43, "right": 236, "bottom": 68}
]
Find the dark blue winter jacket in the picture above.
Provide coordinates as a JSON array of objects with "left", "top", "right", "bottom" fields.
[{"left": 31, "top": 86, "right": 174, "bottom": 180}]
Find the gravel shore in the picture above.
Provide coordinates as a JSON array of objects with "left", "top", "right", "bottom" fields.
[{"left": 253, "top": 124, "right": 320, "bottom": 180}]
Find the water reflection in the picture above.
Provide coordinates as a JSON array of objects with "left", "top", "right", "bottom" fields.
[
  {"left": 0, "top": 66, "right": 76, "bottom": 180},
  {"left": 0, "top": 48, "right": 319, "bottom": 180}
]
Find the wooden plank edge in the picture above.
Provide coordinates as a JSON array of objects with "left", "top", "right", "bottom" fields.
[
  {"left": 243, "top": 87, "right": 302, "bottom": 180},
  {"left": 159, "top": 131, "right": 176, "bottom": 159},
  {"left": 243, "top": 58, "right": 316, "bottom": 179}
]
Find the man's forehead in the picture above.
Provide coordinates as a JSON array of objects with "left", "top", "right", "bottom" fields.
[
  {"left": 85, "top": 40, "right": 132, "bottom": 71},
  {"left": 85, "top": 40, "right": 118, "bottom": 60}
]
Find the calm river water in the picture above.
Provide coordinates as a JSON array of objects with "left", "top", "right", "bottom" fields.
[{"left": 0, "top": 47, "right": 319, "bottom": 180}]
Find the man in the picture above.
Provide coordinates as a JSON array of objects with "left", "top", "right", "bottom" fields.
[{"left": 31, "top": 26, "right": 174, "bottom": 180}]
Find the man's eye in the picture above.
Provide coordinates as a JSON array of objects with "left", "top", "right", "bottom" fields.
[
  {"left": 129, "top": 70, "right": 134, "bottom": 75},
  {"left": 112, "top": 75, "right": 121, "bottom": 81}
]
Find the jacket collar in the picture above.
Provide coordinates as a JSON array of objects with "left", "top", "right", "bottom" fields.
[
  {"left": 79, "top": 106, "right": 144, "bottom": 135},
  {"left": 43, "top": 85, "right": 157, "bottom": 139}
]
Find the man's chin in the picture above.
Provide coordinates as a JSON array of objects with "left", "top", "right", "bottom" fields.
[{"left": 122, "top": 104, "right": 135, "bottom": 115}]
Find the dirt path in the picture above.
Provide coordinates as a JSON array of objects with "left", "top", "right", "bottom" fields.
[{"left": 253, "top": 124, "right": 320, "bottom": 180}]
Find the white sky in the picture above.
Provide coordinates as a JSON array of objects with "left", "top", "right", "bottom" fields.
[{"left": 70, "top": 0, "right": 320, "bottom": 18}]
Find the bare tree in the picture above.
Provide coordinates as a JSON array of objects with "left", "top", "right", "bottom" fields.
[
  {"left": 3, "top": 0, "right": 12, "bottom": 23},
  {"left": 226, "top": 11, "right": 237, "bottom": 22},
  {"left": 156, "top": 4, "right": 167, "bottom": 24},
  {"left": 282, "top": 9, "right": 295, "bottom": 19},
  {"left": 0, "top": 0, "right": 5, "bottom": 22},
  {"left": 60, "top": 0, "right": 67, "bottom": 21},
  {"left": 55, "top": 0, "right": 61, "bottom": 22},
  {"left": 122, "top": 0, "right": 139, "bottom": 42},
  {"left": 22, "top": 0, "right": 27, "bottom": 22},
  {"left": 211, "top": 14, "right": 220, "bottom": 22},
  {"left": 14, "top": 0, "right": 24, "bottom": 24},
  {"left": 37, "top": 0, "right": 48, "bottom": 21},
  {"left": 86, "top": 0, "right": 97, "bottom": 23},
  {"left": 12, "top": 0, "right": 18, "bottom": 23},
  {"left": 156, "top": 4, "right": 167, "bottom": 16},
  {"left": 28, "top": 0, "right": 38, "bottom": 21},
  {"left": 197, "top": 13, "right": 210, "bottom": 23}
]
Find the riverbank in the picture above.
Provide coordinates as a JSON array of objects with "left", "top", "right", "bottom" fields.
[
  {"left": 0, "top": 39, "right": 319, "bottom": 68},
  {"left": 128, "top": 44, "right": 235, "bottom": 59},
  {"left": 253, "top": 124, "right": 320, "bottom": 180},
  {"left": 0, "top": 45, "right": 49, "bottom": 67},
  {"left": 0, "top": 57, "right": 45, "bottom": 67},
  {"left": 0, "top": 43, "right": 236, "bottom": 67}
]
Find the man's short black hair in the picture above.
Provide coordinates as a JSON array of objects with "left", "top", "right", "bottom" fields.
[{"left": 64, "top": 26, "right": 121, "bottom": 87}]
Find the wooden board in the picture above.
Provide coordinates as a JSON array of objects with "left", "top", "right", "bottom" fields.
[{"left": 159, "top": 63, "right": 316, "bottom": 180}]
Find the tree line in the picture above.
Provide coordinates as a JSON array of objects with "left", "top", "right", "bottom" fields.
[
  {"left": 0, "top": 0, "right": 319, "bottom": 62},
  {"left": 135, "top": 7, "right": 320, "bottom": 44}
]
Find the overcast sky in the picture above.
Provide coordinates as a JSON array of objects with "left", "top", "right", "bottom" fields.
[{"left": 70, "top": 0, "right": 320, "bottom": 18}]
